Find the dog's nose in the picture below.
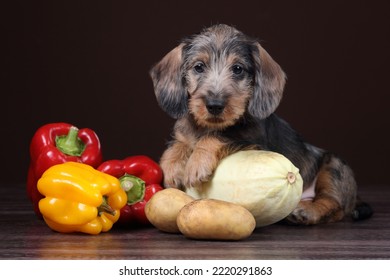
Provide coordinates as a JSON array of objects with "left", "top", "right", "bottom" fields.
[{"left": 206, "top": 99, "right": 225, "bottom": 116}]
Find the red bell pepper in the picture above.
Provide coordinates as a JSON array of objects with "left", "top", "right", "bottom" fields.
[
  {"left": 98, "top": 155, "right": 164, "bottom": 226},
  {"left": 27, "top": 122, "right": 103, "bottom": 217}
]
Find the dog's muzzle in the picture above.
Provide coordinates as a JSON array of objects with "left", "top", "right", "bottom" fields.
[{"left": 206, "top": 99, "right": 225, "bottom": 116}]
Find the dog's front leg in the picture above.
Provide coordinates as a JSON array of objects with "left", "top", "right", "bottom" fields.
[
  {"left": 183, "top": 136, "right": 227, "bottom": 188},
  {"left": 159, "top": 138, "right": 192, "bottom": 189}
]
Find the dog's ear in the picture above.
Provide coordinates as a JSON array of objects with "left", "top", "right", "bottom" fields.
[
  {"left": 149, "top": 44, "right": 188, "bottom": 119},
  {"left": 249, "top": 43, "right": 286, "bottom": 119}
]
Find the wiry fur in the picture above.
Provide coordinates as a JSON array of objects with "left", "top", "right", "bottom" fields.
[{"left": 150, "top": 24, "right": 372, "bottom": 225}]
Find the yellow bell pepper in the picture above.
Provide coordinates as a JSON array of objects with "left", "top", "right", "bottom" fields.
[{"left": 37, "top": 162, "right": 127, "bottom": 234}]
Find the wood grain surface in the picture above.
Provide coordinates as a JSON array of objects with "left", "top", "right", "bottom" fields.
[{"left": 0, "top": 184, "right": 388, "bottom": 260}]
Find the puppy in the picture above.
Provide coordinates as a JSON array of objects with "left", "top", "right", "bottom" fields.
[{"left": 150, "top": 24, "right": 372, "bottom": 225}]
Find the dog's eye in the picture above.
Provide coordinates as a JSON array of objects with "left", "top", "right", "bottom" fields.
[
  {"left": 194, "top": 62, "right": 205, "bottom": 73},
  {"left": 232, "top": 65, "right": 243, "bottom": 75}
]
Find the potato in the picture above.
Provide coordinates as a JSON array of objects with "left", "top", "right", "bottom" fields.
[
  {"left": 145, "top": 188, "right": 194, "bottom": 233},
  {"left": 177, "top": 199, "right": 256, "bottom": 241}
]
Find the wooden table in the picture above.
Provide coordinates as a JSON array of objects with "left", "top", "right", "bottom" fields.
[{"left": 1, "top": 184, "right": 389, "bottom": 260}]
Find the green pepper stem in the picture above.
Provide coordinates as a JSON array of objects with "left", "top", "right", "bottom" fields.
[
  {"left": 55, "top": 126, "right": 86, "bottom": 156},
  {"left": 119, "top": 174, "right": 146, "bottom": 205},
  {"left": 98, "top": 197, "right": 116, "bottom": 216}
]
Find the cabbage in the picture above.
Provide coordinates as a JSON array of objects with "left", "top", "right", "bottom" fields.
[{"left": 185, "top": 150, "right": 303, "bottom": 227}]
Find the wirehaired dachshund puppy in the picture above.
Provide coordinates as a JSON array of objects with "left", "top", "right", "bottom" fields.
[{"left": 150, "top": 24, "right": 372, "bottom": 225}]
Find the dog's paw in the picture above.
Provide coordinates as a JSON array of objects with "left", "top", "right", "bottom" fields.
[
  {"left": 163, "top": 175, "right": 182, "bottom": 189},
  {"left": 286, "top": 199, "right": 345, "bottom": 225},
  {"left": 286, "top": 201, "right": 320, "bottom": 225},
  {"left": 160, "top": 160, "right": 184, "bottom": 189},
  {"left": 183, "top": 158, "right": 214, "bottom": 188}
]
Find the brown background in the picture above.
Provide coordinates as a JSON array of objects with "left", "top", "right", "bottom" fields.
[{"left": 2, "top": 0, "right": 390, "bottom": 186}]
